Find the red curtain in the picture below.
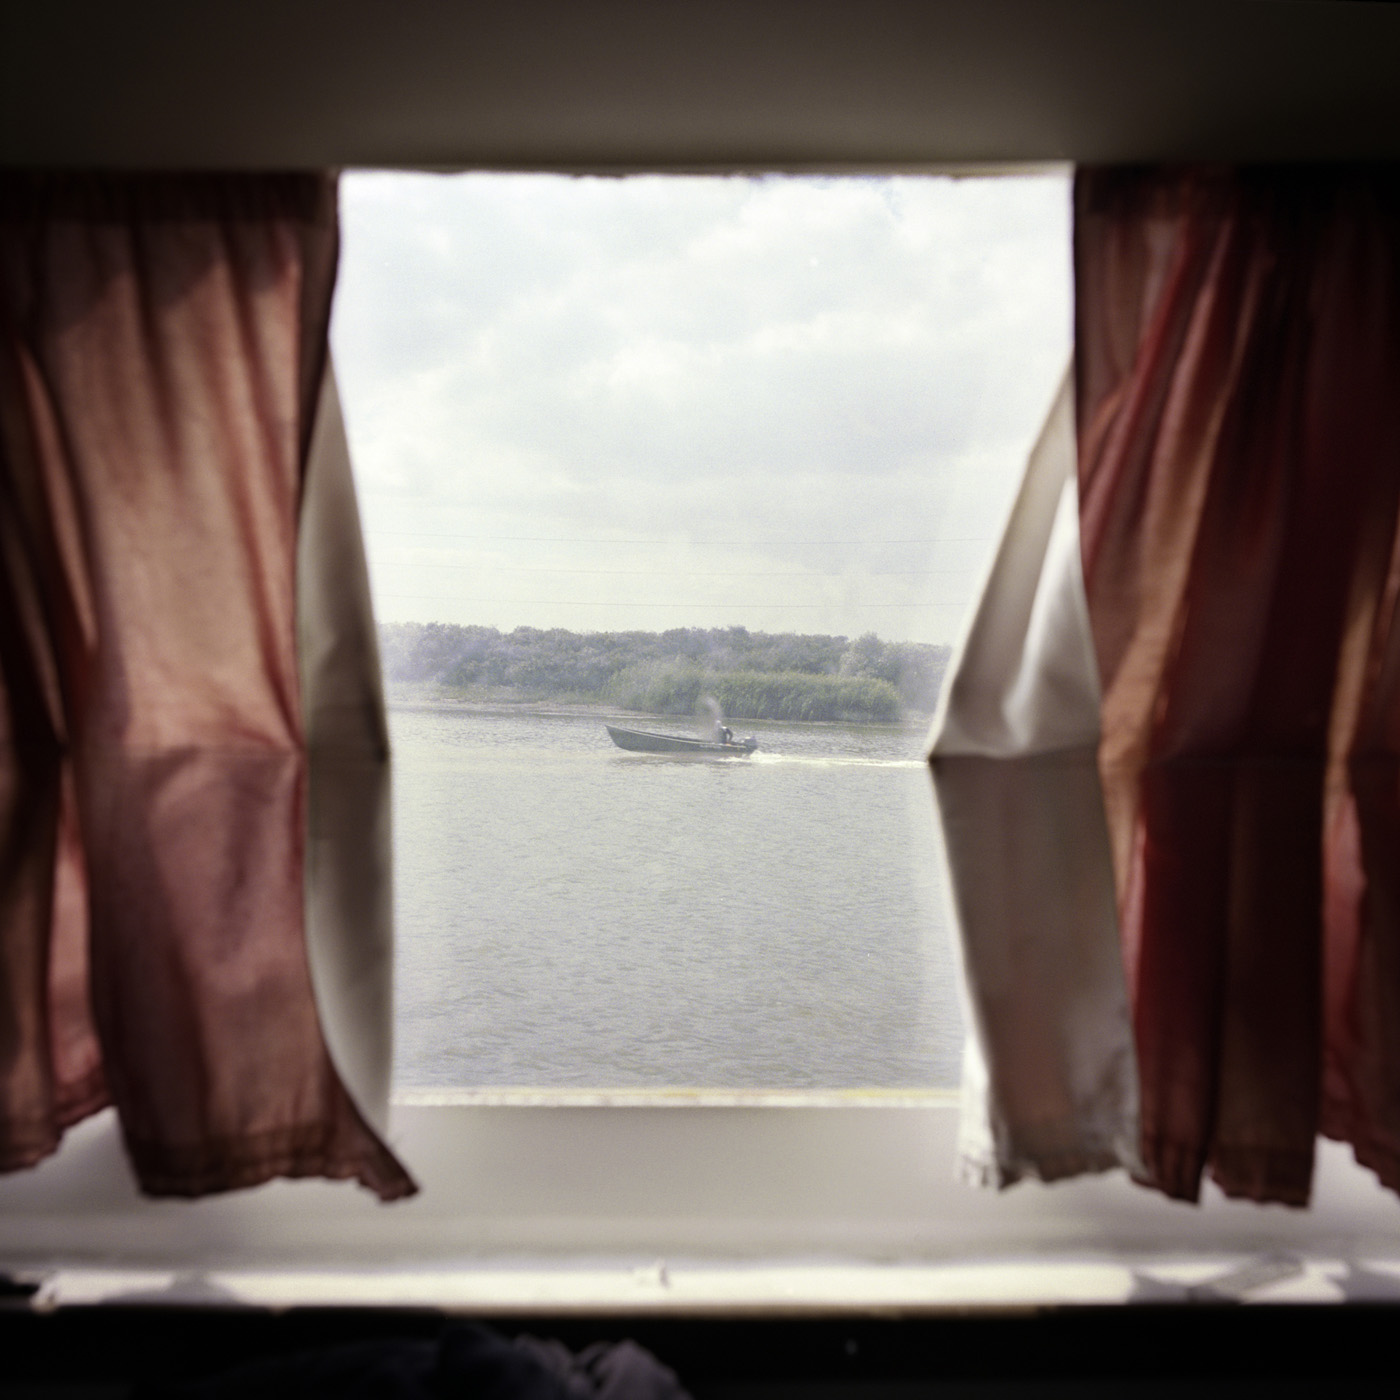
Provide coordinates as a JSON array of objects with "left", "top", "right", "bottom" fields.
[
  {"left": 1076, "top": 167, "right": 1400, "bottom": 1205},
  {"left": 0, "top": 174, "right": 413, "bottom": 1199}
]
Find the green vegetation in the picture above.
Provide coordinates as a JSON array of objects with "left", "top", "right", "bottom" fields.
[
  {"left": 715, "top": 671, "right": 901, "bottom": 723},
  {"left": 603, "top": 661, "right": 902, "bottom": 723},
  {"left": 380, "top": 623, "right": 949, "bottom": 721}
]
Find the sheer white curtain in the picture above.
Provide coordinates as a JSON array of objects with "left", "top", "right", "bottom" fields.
[{"left": 928, "top": 370, "right": 1140, "bottom": 1188}]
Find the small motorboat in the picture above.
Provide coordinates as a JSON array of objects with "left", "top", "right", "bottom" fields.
[{"left": 606, "top": 724, "right": 758, "bottom": 756}]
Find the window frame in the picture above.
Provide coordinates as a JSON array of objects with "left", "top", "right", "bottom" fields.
[{"left": 6, "top": 162, "right": 1400, "bottom": 1310}]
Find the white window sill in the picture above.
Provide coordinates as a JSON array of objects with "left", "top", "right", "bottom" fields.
[
  {"left": 24, "top": 1255, "right": 1393, "bottom": 1312},
  {"left": 3, "top": 1096, "right": 1399, "bottom": 1311}
]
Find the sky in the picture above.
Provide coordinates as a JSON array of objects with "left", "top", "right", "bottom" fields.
[{"left": 331, "top": 170, "right": 1072, "bottom": 646}]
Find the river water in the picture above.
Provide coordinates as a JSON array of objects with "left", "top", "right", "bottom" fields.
[{"left": 389, "top": 705, "right": 965, "bottom": 1090}]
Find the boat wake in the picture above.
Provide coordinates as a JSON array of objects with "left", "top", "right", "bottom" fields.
[{"left": 749, "top": 752, "right": 926, "bottom": 770}]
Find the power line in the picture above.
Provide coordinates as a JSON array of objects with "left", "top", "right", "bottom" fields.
[
  {"left": 376, "top": 595, "right": 966, "bottom": 609},
  {"left": 370, "top": 531, "right": 991, "bottom": 546},
  {"left": 369, "top": 562, "right": 973, "bottom": 578}
]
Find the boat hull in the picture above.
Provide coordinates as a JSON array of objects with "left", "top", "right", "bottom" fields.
[{"left": 606, "top": 724, "right": 757, "bottom": 755}]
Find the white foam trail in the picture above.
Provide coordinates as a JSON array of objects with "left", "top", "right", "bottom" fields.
[{"left": 750, "top": 753, "right": 925, "bottom": 770}]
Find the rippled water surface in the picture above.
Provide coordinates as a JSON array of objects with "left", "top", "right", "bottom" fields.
[{"left": 390, "top": 706, "right": 964, "bottom": 1089}]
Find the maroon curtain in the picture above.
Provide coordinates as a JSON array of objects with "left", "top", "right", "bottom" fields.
[
  {"left": 0, "top": 174, "right": 413, "bottom": 1200},
  {"left": 1076, "top": 167, "right": 1400, "bottom": 1205}
]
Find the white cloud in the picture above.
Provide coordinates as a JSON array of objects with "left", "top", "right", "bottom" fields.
[{"left": 332, "top": 170, "right": 1070, "bottom": 642}]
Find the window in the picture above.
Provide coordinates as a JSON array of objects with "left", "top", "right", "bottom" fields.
[
  {"left": 330, "top": 170, "right": 1071, "bottom": 1097},
  {"left": 6, "top": 166, "right": 1400, "bottom": 1312}
]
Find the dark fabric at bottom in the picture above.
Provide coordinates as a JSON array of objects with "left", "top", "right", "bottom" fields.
[{"left": 135, "top": 1321, "right": 691, "bottom": 1400}]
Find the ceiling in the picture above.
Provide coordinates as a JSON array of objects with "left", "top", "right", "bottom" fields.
[{"left": 4, "top": 1, "right": 1399, "bottom": 169}]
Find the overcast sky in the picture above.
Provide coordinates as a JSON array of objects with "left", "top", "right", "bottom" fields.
[{"left": 331, "top": 170, "right": 1071, "bottom": 646}]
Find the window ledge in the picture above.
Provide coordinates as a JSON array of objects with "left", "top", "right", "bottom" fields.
[
  {"left": 3, "top": 1100, "right": 1399, "bottom": 1311},
  {"left": 21, "top": 1254, "right": 1393, "bottom": 1312}
]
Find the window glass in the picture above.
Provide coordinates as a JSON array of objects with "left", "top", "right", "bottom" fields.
[{"left": 331, "top": 171, "right": 1071, "bottom": 1092}]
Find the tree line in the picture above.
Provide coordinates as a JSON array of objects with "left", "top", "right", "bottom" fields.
[{"left": 380, "top": 622, "right": 950, "bottom": 723}]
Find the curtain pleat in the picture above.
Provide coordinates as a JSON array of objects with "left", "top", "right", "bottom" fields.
[
  {"left": 1076, "top": 167, "right": 1400, "bottom": 1205},
  {"left": 930, "top": 372, "right": 1140, "bottom": 1188},
  {"left": 0, "top": 174, "right": 413, "bottom": 1200},
  {"left": 299, "top": 362, "right": 397, "bottom": 1140}
]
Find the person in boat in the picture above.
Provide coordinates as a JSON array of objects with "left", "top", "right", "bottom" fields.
[{"left": 715, "top": 722, "right": 734, "bottom": 746}]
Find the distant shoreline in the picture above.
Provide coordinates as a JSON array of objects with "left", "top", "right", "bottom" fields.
[
  {"left": 379, "top": 622, "right": 949, "bottom": 724},
  {"left": 384, "top": 687, "right": 931, "bottom": 729}
]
